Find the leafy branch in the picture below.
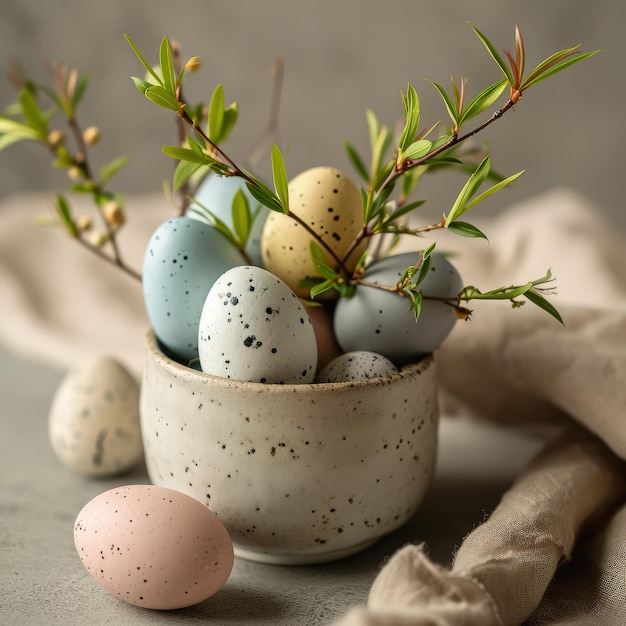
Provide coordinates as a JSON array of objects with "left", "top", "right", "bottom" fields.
[
  {"left": 1, "top": 61, "right": 139, "bottom": 280},
  {"left": 125, "top": 33, "right": 351, "bottom": 277}
]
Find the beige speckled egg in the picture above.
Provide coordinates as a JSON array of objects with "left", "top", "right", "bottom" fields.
[
  {"left": 48, "top": 357, "right": 143, "bottom": 477},
  {"left": 261, "top": 166, "right": 367, "bottom": 299},
  {"left": 74, "top": 485, "right": 234, "bottom": 609}
]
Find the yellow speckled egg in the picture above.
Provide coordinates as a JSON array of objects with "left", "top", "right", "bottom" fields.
[
  {"left": 74, "top": 485, "right": 234, "bottom": 609},
  {"left": 261, "top": 166, "right": 367, "bottom": 299}
]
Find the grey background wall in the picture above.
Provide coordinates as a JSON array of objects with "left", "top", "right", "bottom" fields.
[{"left": 0, "top": 0, "right": 623, "bottom": 230}]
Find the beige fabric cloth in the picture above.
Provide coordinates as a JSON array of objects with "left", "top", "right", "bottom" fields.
[{"left": 1, "top": 188, "right": 625, "bottom": 625}]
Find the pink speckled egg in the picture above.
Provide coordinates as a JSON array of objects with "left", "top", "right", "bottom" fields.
[{"left": 74, "top": 485, "right": 234, "bottom": 609}]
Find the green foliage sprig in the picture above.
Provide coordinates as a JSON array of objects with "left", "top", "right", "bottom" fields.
[
  {"left": 1, "top": 61, "right": 139, "bottom": 279},
  {"left": 126, "top": 25, "right": 595, "bottom": 323}
]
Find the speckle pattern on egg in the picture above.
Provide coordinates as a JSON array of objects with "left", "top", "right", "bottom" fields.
[
  {"left": 334, "top": 252, "right": 464, "bottom": 364},
  {"left": 48, "top": 357, "right": 143, "bottom": 477},
  {"left": 198, "top": 266, "right": 318, "bottom": 383},
  {"left": 142, "top": 216, "right": 246, "bottom": 364},
  {"left": 260, "top": 166, "right": 367, "bottom": 299},
  {"left": 316, "top": 351, "right": 399, "bottom": 383},
  {"left": 189, "top": 173, "right": 268, "bottom": 266},
  {"left": 74, "top": 485, "right": 234, "bottom": 610}
]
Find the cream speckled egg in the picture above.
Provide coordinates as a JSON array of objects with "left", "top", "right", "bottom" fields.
[
  {"left": 74, "top": 485, "right": 234, "bottom": 609},
  {"left": 48, "top": 357, "right": 143, "bottom": 477},
  {"left": 198, "top": 266, "right": 318, "bottom": 383},
  {"left": 316, "top": 351, "right": 399, "bottom": 383},
  {"left": 261, "top": 166, "right": 367, "bottom": 299}
]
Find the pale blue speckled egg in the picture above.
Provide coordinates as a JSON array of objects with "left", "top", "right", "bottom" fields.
[
  {"left": 189, "top": 174, "right": 269, "bottom": 266},
  {"left": 198, "top": 266, "right": 318, "bottom": 383},
  {"left": 143, "top": 217, "right": 246, "bottom": 364}
]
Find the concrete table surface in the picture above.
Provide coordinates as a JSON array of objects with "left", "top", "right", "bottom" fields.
[{"left": 0, "top": 342, "right": 545, "bottom": 625}]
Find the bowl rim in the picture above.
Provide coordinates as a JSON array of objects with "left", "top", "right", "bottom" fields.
[{"left": 144, "top": 329, "right": 434, "bottom": 394}]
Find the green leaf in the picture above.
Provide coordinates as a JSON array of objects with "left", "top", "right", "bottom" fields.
[
  {"left": 162, "top": 145, "right": 212, "bottom": 165},
  {"left": 471, "top": 25, "right": 515, "bottom": 86},
  {"left": 0, "top": 131, "right": 35, "bottom": 151},
  {"left": 70, "top": 181, "right": 96, "bottom": 193},
  {"left": 99, "top": 156, "right": 129, "bottom": 184},
  {"left": 159, "top": 36, "right": 176, "bottom": 95},
  {"left": 309, "top": 240, "right": 326, "bottom": 267},
  {"left": 18, "top": 89, "right": 47, "bottom": 137},
  {"left": 131, "top": 76, "right": 152, "bottom": 94},
  {"left": 55, "top": 194, "right": 79, "bottom": 237},
  {"left": 271, "top": 143, "right": 289, "bottom": 213},
  {"left": 459, "top": 79, "right": 508, "bottom": 125},
  {"left": 231, "top": 188, "right": 251, "bottom": 244},
  {"left": 189, "top": 201, "right": 239, "bottom": 247},
  {"left": 344, "top": 141, "right": 369, "bottom": 182},
  {"left": 173, "top": 160, "right": 201, "bottom": 191},
  {"left": 446, "top": 220, "right": 488, "bottom": 240},
  {"left": 221, "top": 102, "right": 239, "bottom": 143},
  {"left": 445, "top": 155, "right": 491, "bottom": 225},
  {"left": 521, "top": 50, "right": 599, "bottom": 91},
  {"left": 366, "top": 108, "right": 380, "bottom": 150},
  {"left": 398, "top": 84, "right": 421, "bottom": 153},
  {"left": 462, "top": 169, "right": 524, "bottom": 213},
  {"left": 124, "top": 34, "right": 163, "bottom": 85},
  {"left": 245, "top": 178, "right": 284, "bottom": 214},
  {"left": 428, "top": 80, "right": 459, "bottom": 127},
  {"left": 401, "top": 139, "right": 432, "bottom": 162},
  {"left": 406, "top": 288, "right": 423, "bottom": 321},
  {"left": 145, "top": 85, "right": 179, "bottom": 111},
  {"left": 316, "top": 262, "right": 340, "bottom": 281},
  {"left": 365, "top": 185, "right": 393, "bottom": 223},
  {"left": 208, "top": 84, "right": 225, "bottom": 143},
  {"left": 525, "top": 288, "right": 563, "bottom": 324},
  {"left": 309, "top": 278, "right": 335, "bottom": 301}
]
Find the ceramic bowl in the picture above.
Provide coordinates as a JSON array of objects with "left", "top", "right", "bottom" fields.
[{"left": 140, "top": 330, "right": 439, "bottom": 565}]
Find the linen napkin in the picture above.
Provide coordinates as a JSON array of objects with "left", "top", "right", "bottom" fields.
[
  {"left": 333, "top": 188, "right": 626, "bottom": 625},
  {"left": 2, "top": 187, "right": 625, "bottom": 625}
]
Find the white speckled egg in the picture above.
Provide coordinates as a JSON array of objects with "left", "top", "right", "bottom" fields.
[
  {"left": 189, "top": 173, "right": 268, "bottom": 266},
  {"left": 142, "top": 216, "right": 246, "bottom": 364},
  {"left": 261, "top": 166, "right": 367, "bottom": 299},
  {"left": 48, "top": 357, "right": 143, "bottom": 477},
  {"left": 74, "top": 485, "right": 234, "bottom": 609},
  {"left": 316, "top": 351, "right": 399, "bottom": 383},
  {"left": 198, "top": 266, "right": 318, "bottom": 383}
]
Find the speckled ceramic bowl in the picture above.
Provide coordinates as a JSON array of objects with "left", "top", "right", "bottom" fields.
[{"left": 140, "top": 330, "right": 439, "bottom": 565}]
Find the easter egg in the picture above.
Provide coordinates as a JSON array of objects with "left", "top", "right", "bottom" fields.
[
  {"left": 316, "top": 351, "right": 399, "bottom": 383},
  {"left": 260, "top": 166, "right": 367, "bottom": 299},
  {"left": 198, "top": 266, "right": 318, "bottom": 383},
  {"left": 48, "top": 357, "right": 143, "bottom": 477},
  {"left": 189, "top": 173, "right": 268, "bottom": 266},
  {"left": 142, "top": 216, "right": 246, "bottom": 364},
  {"left": 333, "top": 252, "right": 464, "bottom": 364},
  {"left": 74, "top": 485, "right": 234, "bottom": 609}
]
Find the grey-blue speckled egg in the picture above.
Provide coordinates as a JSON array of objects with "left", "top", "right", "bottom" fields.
[
  {"left": 189, "top": 174, "right": 268, "bottom": 266},
  {"left": 198, "top": 266, "right": 318, "bottom": 383},
  {"left": 316, "top": 351, "right": 399, "bottom": 383},
  {"left": 143, "top": 216, "right": 246, "bottom": 364},
  {"left": 333, "top": 252, "right": 463, "bottom": 364}
]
